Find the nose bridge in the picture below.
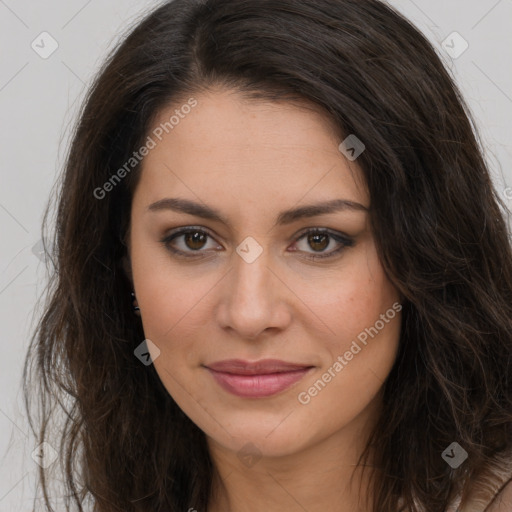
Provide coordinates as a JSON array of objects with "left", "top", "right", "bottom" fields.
[
  {"left": 219, "top": 237, "right": 289, "bottom": 338},
  {"left": 231, "top": 239, "right": 273, "bottom": 308}
]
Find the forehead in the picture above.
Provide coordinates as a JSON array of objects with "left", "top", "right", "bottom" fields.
[{"left": 136, "top": 88, "right": 368, "bottom": 208}]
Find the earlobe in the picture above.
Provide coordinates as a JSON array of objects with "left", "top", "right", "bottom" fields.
[{"left": 131, "top": 292, "right": 141, "bottom": 316}]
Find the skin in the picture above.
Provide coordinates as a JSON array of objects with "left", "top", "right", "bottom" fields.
[{"left": 126, "top": 87, "right": 402, "bottom": 512}]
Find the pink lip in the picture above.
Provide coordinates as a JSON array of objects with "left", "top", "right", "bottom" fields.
[{"left": 205, "top": 359, "right": 314, "bottom": 398}]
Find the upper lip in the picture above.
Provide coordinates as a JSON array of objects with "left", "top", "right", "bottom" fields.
[{"left": 205, "top": 359, "right": 313, "bottom": 375}]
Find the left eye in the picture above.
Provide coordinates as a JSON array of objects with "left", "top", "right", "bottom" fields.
[{"left": 291, "top": 229, "right": 352, "bottom": 258}]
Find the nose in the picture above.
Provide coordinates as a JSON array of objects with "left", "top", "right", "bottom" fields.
[{"left": 216, "top": 245, "right": 292, "bottom": 340}]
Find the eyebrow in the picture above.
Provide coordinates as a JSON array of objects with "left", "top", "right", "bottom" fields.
[{"left": 147, "top": 197, "right": 368, "bottom": 228}]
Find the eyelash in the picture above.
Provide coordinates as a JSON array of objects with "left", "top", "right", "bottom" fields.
[{"left": 160, "top": 226, "right": 354, "bottom": 261}]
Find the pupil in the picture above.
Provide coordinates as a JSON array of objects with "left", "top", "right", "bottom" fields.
[
  {"left": 185, "top": 231, "right": 206, "bottom": 250},
  {"left": 309, "top": 233, "right": 329, "bottom": 251}
]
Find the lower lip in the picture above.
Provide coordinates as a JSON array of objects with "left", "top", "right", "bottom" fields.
[{"left": 206, "top": 368, "right": 312, "bottom": 398}]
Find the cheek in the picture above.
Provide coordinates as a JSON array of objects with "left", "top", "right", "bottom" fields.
[
  {"left": 128, "top": 222, "right": 215, "bottom": 342},
  {"left": 135, "top": 281, "right": 217, "bottom": 366},
  {"left": 309, "top": 243, "right": 400, "bottom": 357},
  {"left": 296, "top": 242, "right": 402, "bottom": 428},
  {"left": 297, "top": 257, "right": 401, "bottom": 437}
]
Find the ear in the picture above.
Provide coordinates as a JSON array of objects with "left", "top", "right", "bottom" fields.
[
  {"left": 120, "top": 227, "right": 134, "bottom": 285},
  {"left": 122, "top": 253, "right": 133, "bottom": 285}
]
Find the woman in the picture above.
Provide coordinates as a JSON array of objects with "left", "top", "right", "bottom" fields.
[{"left": 24, "top": 0, "right": 512, "bottom": 510}]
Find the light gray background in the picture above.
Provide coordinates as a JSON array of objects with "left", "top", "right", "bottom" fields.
[{"left": 0, "top": 0, "right": 511, "bottom": 509}]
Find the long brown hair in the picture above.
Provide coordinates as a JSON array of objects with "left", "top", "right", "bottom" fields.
[{"left": 24, "top": 0, "right": 512, "bottom": 510}]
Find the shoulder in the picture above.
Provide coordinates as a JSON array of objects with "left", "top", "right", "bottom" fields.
[
  {"left": 485, "top": 479, "right": 512, "bottom": 512},
  {"left": 460, "top": 453, "right": 512, "bottom": 512}
]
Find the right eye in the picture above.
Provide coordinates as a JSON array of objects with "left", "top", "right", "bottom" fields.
[{"left": 160, "top": 227, "right": 223, "bottom": 259}]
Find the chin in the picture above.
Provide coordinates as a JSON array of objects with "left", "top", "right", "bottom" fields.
[{"left": 204, "top": 411, "right": 317, "bottom": 460}]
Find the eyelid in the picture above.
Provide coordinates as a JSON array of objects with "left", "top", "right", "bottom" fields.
[
  {"left": 160, "top": 225, "right": 222, "bottom": 255},
  {"left": 160, "top": 226, "right": 354, "bottom": 260},
  {"left": 291, "top": 227, "right": 354, "bottom": 260}
]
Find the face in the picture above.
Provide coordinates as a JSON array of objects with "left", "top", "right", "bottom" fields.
[{"left": 127, "top": 87, "right": 401, "bottom": 460}]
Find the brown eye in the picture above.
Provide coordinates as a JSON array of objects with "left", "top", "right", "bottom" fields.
[
  {"left": 161, "top": 227, "right": 221, "bottom": 258},
  {"left": 161, "top": 226, "right": 353, "bottom": 261},
  {"left": 183, "top": 231, "right": 208, "bottom": 250},
  {"left": 307, "top": 233, "right": 330, "bottom": 252},
  {"left": 292, "top": 229, "right": 354, "bottom": 260}
]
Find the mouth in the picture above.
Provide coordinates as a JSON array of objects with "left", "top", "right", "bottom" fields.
[{"left": 204, "top": 359, "right": 315, "bottom": 398}]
